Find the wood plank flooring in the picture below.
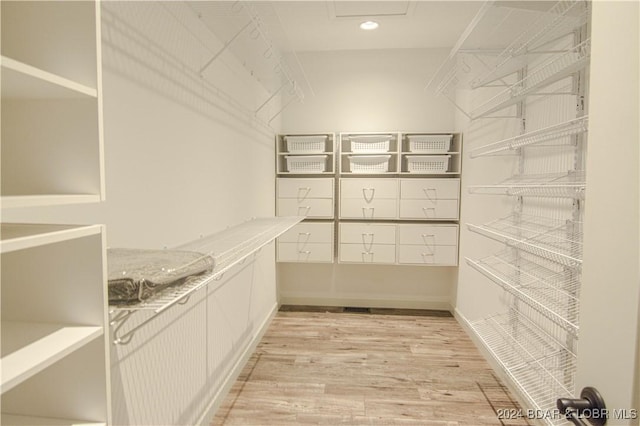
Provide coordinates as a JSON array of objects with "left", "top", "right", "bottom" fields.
[{"left": 212, "top": 306, "right": 531, "bottom": 426}]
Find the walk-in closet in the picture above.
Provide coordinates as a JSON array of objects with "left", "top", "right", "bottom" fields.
[{"left": 1, "top": 1, "right": 638, "bottom": 425}]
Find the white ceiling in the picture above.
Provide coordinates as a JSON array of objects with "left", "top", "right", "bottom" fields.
[{"left": 252, "top": 1, "right": 486, "bottom": 53}]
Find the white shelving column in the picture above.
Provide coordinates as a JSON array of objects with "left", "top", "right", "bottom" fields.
[{"left": 1, "top": 1, "right": 110, "bottom": 425}]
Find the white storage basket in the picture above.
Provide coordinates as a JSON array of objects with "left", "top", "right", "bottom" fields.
[
  {"left": 348, "top": 135, "right": 392, "bottom": 153},
  {"left": 349, "top": 155, "right": 391, "bottom": 173},
  {"left": 406, "top": 155, "right": 450, "bottom": 173},
  {"left": 285, "top": 135, "right": 327, "bottom": 154},
  {"left": 285, "top": 155, "right": 327, "bottom": 173},
  {"left": 407, "top": 134, "right": 452, "bottom": 153}
]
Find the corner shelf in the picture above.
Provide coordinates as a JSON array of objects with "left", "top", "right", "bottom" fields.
[
  {"left": 471, "top": 310, "right": 576, "bottom": 425},
  {"left": 466, "top": 252, "right": 580, "bottom": 336},
  {"left": 109, "top": 216, "right": 303, "bottom": 344},
  {"left": 467, "top": 214, "right": 583, "bottom": 268}
]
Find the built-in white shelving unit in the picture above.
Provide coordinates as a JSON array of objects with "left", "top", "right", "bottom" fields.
[
  {"left": 430, "top": 0, "right": 590, "bottom": 422},
  {"left": 276, "top": 133, "right": 335, "bottom": 175},
  {"left": 1, "top": 1, "right": 110, "bottom": 424}
]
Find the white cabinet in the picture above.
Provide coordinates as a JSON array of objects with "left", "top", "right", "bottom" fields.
[
  {"left": 277, "top": 222, "right": 334, "bottom": 263},
  {"left": 339, "top": 223, "right": 397, "bottom": 264},
  {"left": 1, "top": 2, "right": 109, "bottom": 424},
  {"left": 277, "top": 178, "right": 334, "bottom": 219},
  {"left": 397, "top": 224, "right": 459, "bottom": 266}
]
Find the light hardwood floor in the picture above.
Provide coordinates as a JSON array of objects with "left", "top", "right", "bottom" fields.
[{"left": 212, "top": 306, "right": 531, "bottom": 426}]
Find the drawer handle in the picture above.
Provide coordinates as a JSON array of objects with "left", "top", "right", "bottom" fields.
[
  {"left": 298, "top": 250, "right": 311, "bottom": 254},
  {"left": 361, "top": 233, "right": 374, "bottom": 251},
  {"left": 362, "top": 188, "right": 375, "bottom": 203},
  {"left": 297, "top": 187, "right": 311, "bottom": 201},
  {"left": 361, "top": 252, "right": 374, "bottom": 262},
  {"left": 297, "top": 232, "right": 311, "bottom": 248},
  {"left": 422, "top": 207, "right": 436, "bottom": 217},
  {"left": 362, "top": 207, "right": 375, "bottom": 219},
  {"left": 297, "top": 206, "right": 311, "bottom": 216},
  {"left": 421, "top": 233, "right": 436, "bottom": 245},
  {"left": 423, "top": 188, "right": 437, "bottom": 201},
  {"left": 421, "top": 252, "right": 435, "bottom": 263}
]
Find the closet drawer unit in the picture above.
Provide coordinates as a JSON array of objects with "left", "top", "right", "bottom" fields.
[
  {"left": 339, "top": 222, "right": 396, "bottom": 245},
  {"left": 277, "top": 242, "right": 334, "bottom": 263},
  {"left": 277, "top": 198, "right": 334, "bottom": 218},
  {"left": 340, "top": 199, "right": 397, "bottom": 219},
  {"left": 399, "top": 199, "right": 459, "bottom": 220},
  {"left": 398, "top": 245, "right": 458, "bottom": 266},
  {"left": 398, "top": 224, "right": 458, "bottom": 246},
  {"left": 277, "top": 222, "right": 334, "bottom": 244},
  {"left": 340, "top": 178, "right": 398, "bottom": 201},
  {"left": 277, "top": 178, "right": 334, "bottom": 199},
  {"left": 339, "top": 243, "right": 396, "bottom": 264},
  {"left": 400, "top": 178, "right": 460, "bottom": 200}
]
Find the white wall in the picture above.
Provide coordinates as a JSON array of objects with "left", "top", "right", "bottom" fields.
[
  {"left": 2, "top": 2, "right": 282, "bottom": 424},
  {"left": 278, "top": 48, "right": 458, "bottom": 310}
]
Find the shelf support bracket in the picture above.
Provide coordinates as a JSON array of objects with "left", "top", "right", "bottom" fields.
[
  {"left": 255, "top": 81, "right": 288, "bottom": 114},
  {"left": 199, "top": 20, "right": 253, "bottom": 75}
]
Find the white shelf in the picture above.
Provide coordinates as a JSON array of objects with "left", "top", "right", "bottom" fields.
[
  {"left": 1, "top": 56, "right": 97, "bottom": 99},
  {"left": 467, "top": 252, "right": 580, "bottom": 335},
  {"left": 468, "top": 171, "right": 586, "bottom": 199},
  {"left": 469, "top": 116, "right": 589, "bottom": 158},
  {"left": 110, "top": 217, "right": 303, "bottom": 343},
  {"left": 1, "top": 195, "right": 102, "bottom": 210},
  {"left": 467, "top": 214, "right": 583, "bottom": 267},
  {"left": 471, "top": 311, "right": 576, "bottom": 426},
  {"left": 0, "top": 224, "right": 102, "bottom": 254},
  {"left": 1, "top": 322, "right": 103, "bottom": 393},
  {"left": 471, "top": 39, "right": 591, "bottom": 119},
  {"left": 2, "top": 414, "right": 105, "bottom": 426}
]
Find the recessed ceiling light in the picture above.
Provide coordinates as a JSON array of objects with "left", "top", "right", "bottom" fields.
[{"left": 360, "top": 21, "right": 379, "bottom": 30}]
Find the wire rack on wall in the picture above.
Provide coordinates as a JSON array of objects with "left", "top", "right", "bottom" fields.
[
  {"left": 430, "top": 0, "right": 590, "bottom": 420},
  {"left": 109, "top": 216, "right": 303, "bottom": 344}
]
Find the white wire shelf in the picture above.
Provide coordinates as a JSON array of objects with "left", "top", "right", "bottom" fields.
[
  {"left": 109, "top": 216, "right": 303, "bottom": 344},
  {"left": 469, "top": 116, "right": 588, "bottom": 158},
  {"left": 471, "top": 39, "right": 590, "bottom": 119},
  {"left": 471, "top": 311, "right": 576, "bottom": 425},
  {"left": 468, "top": 171, "right": 586, "bottom": 199},
  {"left": 467, "top": 214, "right": 583, "bottom": 267},
  {"left": 466, "top": 252, "right": 580, "bottom": 336},
  {"left": 470, "top": 0, "right": 588, "bottom": 89}
]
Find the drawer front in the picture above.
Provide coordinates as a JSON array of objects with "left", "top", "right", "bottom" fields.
[
  {"left": 339, "top": 243, "right": 396, "bottom": 264},
  {"left": 398, "top": 224, "right": 458, "bottom": 246},
  {"left": 399, "top": 199, "right": 459, "bottom": 220},
  {"left": 341, "top": 178, "right": 398, "bottom": 200},
  {"left": 278, "top": 198, "right": 334, "bottom": 218},
  {"left": 278, "top": 242, "right": 334, "bottom": 263},
  {"left": 277, "top": 178, "right": 334, "bottom": 199},
  {"left": 340, "top": 199, "right": 397, "bottom": 219},
  {"left": 339, "top": 223, "right": 396, "bottom": 245},
  {"left": 398, "top": 245, "right": 458, "bottom": 266},
  {"left": 400, "top": 178, "right": 460, "bottom": 200},
  {"left": 278, "top": 222, "right": 334, "bottom": 244}
]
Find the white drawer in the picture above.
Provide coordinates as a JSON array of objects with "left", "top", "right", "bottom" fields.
[
  {"left": 398, "top": 245, "right": 458, "bottom": 266},
  {"left": 278, "top": 198, "right": 334, "bottom": 218},
  {"left": 341, "top": 178, "right": 398, "bottom": 200},
  {"left": 398, "top": 224, "right": 458, "bottom": 246},
  {"left": 400, "top": 178, "right": 460, "bottom": 200},
  {"left": 278, "top": 242, "right": 334, "bottom": 263},
  {"left": 277, "top": 178, "right": 334, "bottom": 199},
  {"left": 399, "top": 199, "right": 459, "bottom": 220},
  {"left": 339, "top": 243, "right": 396, "bottom": 264},
  {"left": 277, "top": 222, "right": 334, "bottom": 244},
  {"left": 340, "top": 199, "right": 397, "bottom": 219},
  {"left": 339, "top": 223, "right": 396, "bottom": 245}
]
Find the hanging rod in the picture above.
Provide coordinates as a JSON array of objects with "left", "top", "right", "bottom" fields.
[{"left": 109, "top": 216, "right": 303, "bottom": 345}]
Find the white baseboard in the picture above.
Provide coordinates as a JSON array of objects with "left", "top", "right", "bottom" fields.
[
  {"left": 279, "top": 295, "right": 451, "bottom": 311},
  {"left": 197, "top": 302, "right": 279, "bottom": 425}
]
